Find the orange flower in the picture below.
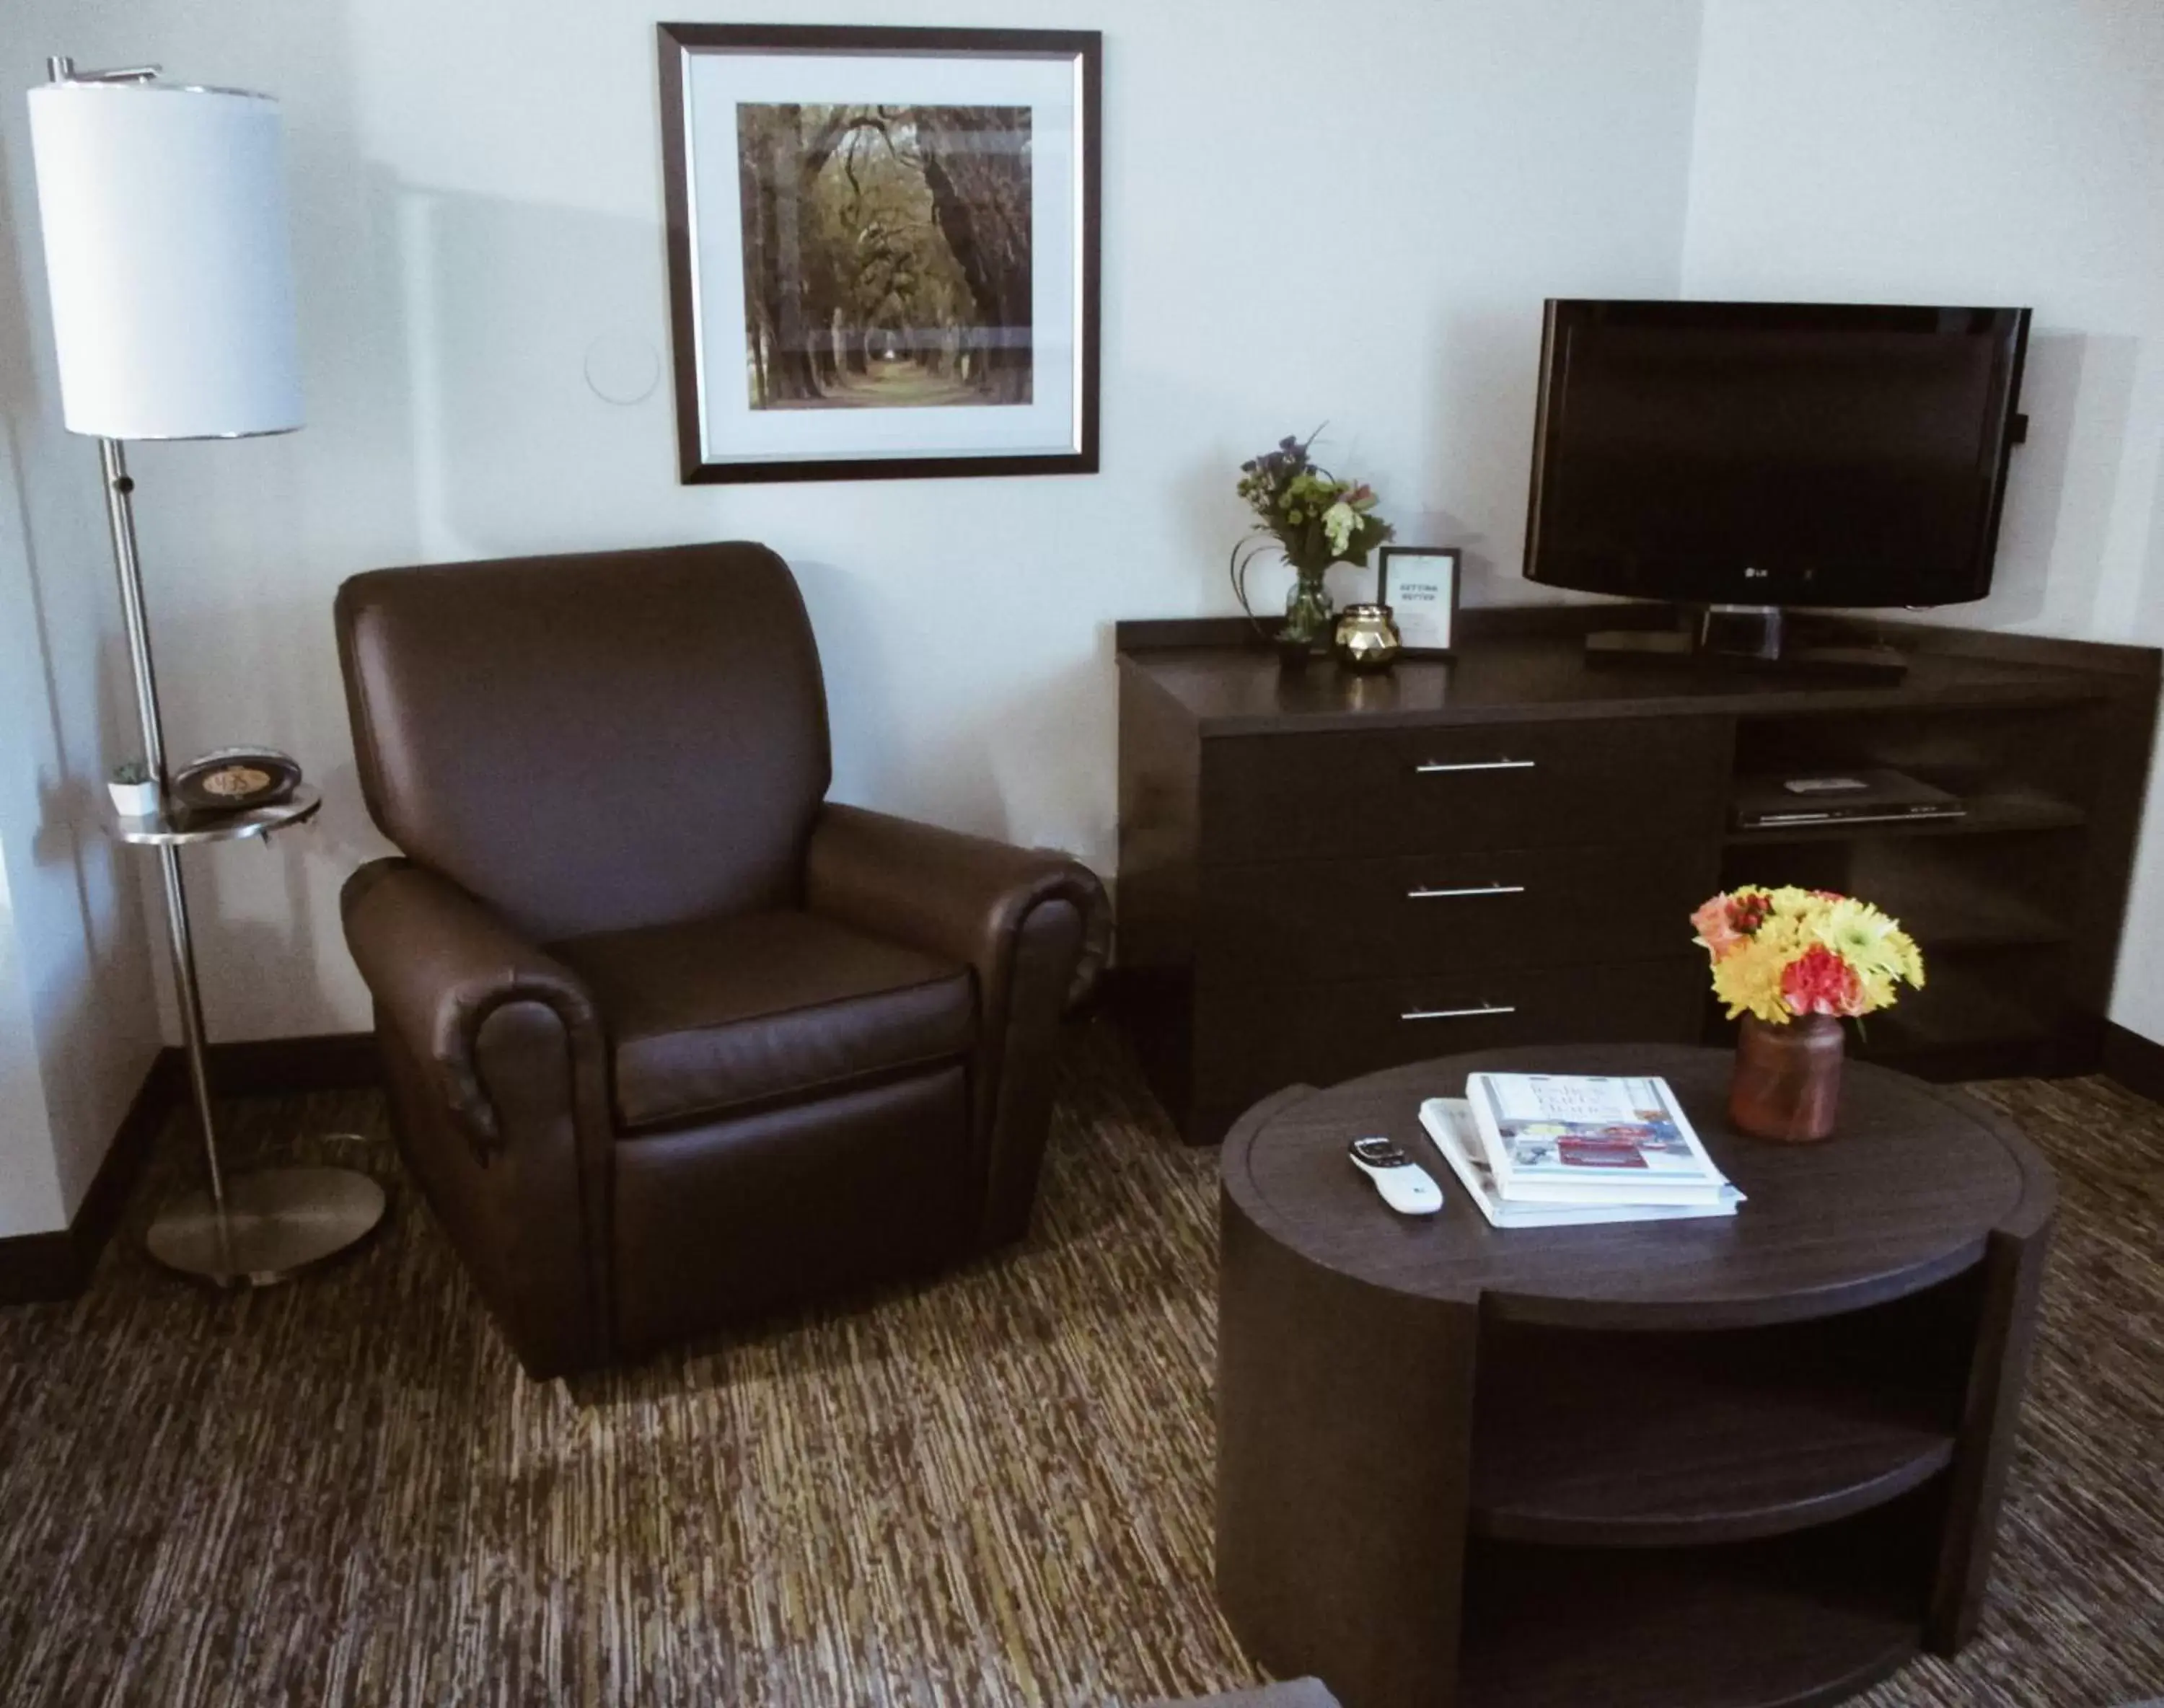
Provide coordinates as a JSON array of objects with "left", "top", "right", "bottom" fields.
[
  {"left": 1690, "top": 897, "right": 1738, "bottom": 959},
  {"left": 1692, "top": 889, "right": 1768, "bottom": 961}
]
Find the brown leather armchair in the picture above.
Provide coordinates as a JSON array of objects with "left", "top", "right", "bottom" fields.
[{"left": 334, "top": 542, "right": 1107, "bottom": 1377}]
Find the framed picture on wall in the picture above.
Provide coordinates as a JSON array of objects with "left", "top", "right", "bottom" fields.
[
  {"left": 656, "top": 24, "right": 1102, "bottom": 485},
  {"left": 1378, "top": 546, "right": 1461, "bottom": 656}
]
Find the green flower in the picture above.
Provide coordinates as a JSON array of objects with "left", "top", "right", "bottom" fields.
[{"left": 1233, "top": 428, "right": 1394, "bottom": 572}]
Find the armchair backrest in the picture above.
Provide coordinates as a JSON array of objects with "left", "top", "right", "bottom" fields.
[{"left": 336, "top": 542, "right": 830, "bottom": 941}]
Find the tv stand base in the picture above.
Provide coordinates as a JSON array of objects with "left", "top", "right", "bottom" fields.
[{"left": 1585, "top": 605, "right": 1909, "bottom": 683}]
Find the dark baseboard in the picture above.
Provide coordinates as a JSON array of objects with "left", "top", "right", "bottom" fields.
[
  {"left": 0, "top": 1030, "right": 380, "bottom": 1306},
  {"left": 0, "top": 1047, "right": 181, "bottom": 1306},
  {"left": 2101, "top": 1020, "right": 2164, "bottom": 1106},
  {"left": 0, "top": 1226, "right": 84, "bottom": 1305},
  {"left": 203, "top": 1030, "right": 381, "bottom": 1096}
]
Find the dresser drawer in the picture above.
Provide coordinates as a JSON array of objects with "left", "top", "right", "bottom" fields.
[
  {"left": 1200, "top": 840, "right": 1717, "bottom": 987},
  {"left": 1198, "top": 716, "right": 1729, "bottom": 863},
  {"left": 1193, "top": 960, "right": 1705, "bottom": 1109}
]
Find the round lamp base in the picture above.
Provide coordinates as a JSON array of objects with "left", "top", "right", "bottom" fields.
[{"left": 146, "top": 1163, "right": 386, "bottom": 1287}]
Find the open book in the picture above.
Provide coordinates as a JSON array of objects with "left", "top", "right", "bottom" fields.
[
  {"left": 1420, "top": 1099, "right": 1745, "bottom": 1228},
  {"left": 1465, "top": 1073, "right": 1734, "bottom": 1208}
]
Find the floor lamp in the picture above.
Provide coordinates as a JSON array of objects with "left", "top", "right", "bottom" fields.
[{"left": 27, "top": 59, "right": 384, "bottom": 1285}]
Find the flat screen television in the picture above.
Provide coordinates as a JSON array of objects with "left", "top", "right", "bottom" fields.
[{"left": 1523, "top": 299, "right": 2031, "bottom": 610}]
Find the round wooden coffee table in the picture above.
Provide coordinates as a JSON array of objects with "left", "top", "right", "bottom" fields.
[{"left": 1214, "top": 1043, "right": 2054, "bottom": 1708}]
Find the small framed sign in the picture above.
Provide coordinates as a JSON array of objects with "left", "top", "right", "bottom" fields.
[{"left": 1378, "top": 545, "right": 1461, "bottom": 656}]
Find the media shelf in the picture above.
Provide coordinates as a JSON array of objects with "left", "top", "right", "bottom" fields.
[
  {"left": 1723, "top": 786, "right": 2088, "bottom": 846},
  {"left": 1873, "top": 870, "right": 2072, "bottom": 952},
  {"left": 1870, "top": 972, "right": 2062, "bottom": 1057},
  {"left": 1715, "top": 690, "right": 2139, "bottom": 1073}
]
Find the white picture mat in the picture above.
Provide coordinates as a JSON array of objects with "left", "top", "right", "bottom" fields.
[
  {"left": 1384, "top": 550, "right": 1459, "bottom": 650},
  {"left": 682, "top": 48, "right": 1082, "bottom": 462}
]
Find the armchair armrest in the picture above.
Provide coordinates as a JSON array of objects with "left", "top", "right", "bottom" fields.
[
  {"left": 806, "top": 804, "right": 1109, "bottom": 1012},
  {"left": 340, "top": 859, "right": 606, "bottom": 1155},
  {"left": 806, "top": 804, "right": 1109, "bottom": 1246},
  {"left": 343, "top": 858, "right": 616, "bottom": 1377}
]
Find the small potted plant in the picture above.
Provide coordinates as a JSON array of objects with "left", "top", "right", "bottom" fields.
[
  {"left": 1692, "top": 886, "right": 1925, "bottom": 1141},
  {"left": 1232, "top": 429, "right": 1393, "bottom": 657},
  {"left": 107, "top": 760, "right": 159, "bottom": 819}
]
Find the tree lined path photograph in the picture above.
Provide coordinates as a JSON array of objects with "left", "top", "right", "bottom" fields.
[{"left": 735, "top": 102, "right": 1034, "bottom": 410}]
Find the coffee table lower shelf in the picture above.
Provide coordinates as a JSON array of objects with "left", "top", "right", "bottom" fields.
[
  {"left": 1467, "top": 1303, "right": 1969, "bottom": 1547},
  {"left": 1457, "top": 1492, "right": 1933, "bottom": 1708}
]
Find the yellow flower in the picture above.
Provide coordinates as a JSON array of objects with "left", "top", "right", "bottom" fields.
[
  {"left": 1749, "top": 911, "right": 1810, "bottom": 961},
  {"left": 1813, "top": 897, "right": 1925, "bottom": 989},
  {"left": 1711, "top": 941, "right": 1793, "bottom": 1024},
  {"left": 1764, "top": 886, "right": 1829, "bottom": 923}
]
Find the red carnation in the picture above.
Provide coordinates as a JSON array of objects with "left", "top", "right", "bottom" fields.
[{"left": 1781, "top": 944, "right": 1863, "bottom": 1017}]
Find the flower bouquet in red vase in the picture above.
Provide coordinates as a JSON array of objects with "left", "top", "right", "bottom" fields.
[{"left": 1691, "top": 887, "right": 1926, "bottom": 1142}]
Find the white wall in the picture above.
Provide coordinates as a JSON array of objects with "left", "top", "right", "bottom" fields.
[
  {"left": 6, "top": 0, "right": 2162, "bottom": 1238},
  {"left": 0, "top": 128, "right": 162, "bottom": 1233},
  {"left": 0, "top": 0, "right": 1708, "bottom": 1047},
  {"left": 1683, "top": 0, "right": 2164, "bottom": 1038},
  {"left": 0, "top": 851, "right": 68, "bottom": 1239}
]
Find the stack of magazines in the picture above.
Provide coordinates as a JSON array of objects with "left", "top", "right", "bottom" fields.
[{"left": 1417, "top": 1072, "right": 1744, "bottom": 1228}]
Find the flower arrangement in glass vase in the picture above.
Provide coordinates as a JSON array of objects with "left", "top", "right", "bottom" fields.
[
  {"left": 1231, "top": 429, "right": 1392, "bottom": 657},
  {"left": 1692, "top": 886, "right": 1926, "bottom": 1143}
]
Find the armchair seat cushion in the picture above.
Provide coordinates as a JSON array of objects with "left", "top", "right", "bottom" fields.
[{"left": 551, "top": 910, "right": 975, "bottom": 1131}]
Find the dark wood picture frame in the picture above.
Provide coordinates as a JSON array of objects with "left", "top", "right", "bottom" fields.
[
  {"left": 1378, "top": 545, "right": 1462, "bottom": 656},
  {"left": 656, "top": 23, "right": 1102, "bottom": 485}
]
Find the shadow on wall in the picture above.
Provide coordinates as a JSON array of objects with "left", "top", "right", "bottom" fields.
[
  {"left": 92, "top": 151, "right": 426, "bottom": 1044},
  {"left": 781, "top": 555, "right": 921, "bottom": 819},
  {"left": 791, "top": 549, "right": 1101, "bottom": 855},
  {"left": 131, "top": 150, "right": 425, "bottom": 743},
  {"left": 0, "top": 113, "right": 164, "bottom": 1200},
  {"left": 418, "top": 186, "right": 680, "bottom": 558},
  {"left": 415, "top": 182, "right": 1154, "bottom": 872},
  {"left": 1, "top": 17, "right": 428, "bottom": 1049},
  {"left": 1979, "top": 330, "right": 2137, "bottom": 633},
  {"left": 1180, "top": 445, "right": 1256, "bottom": 616},
  {"left": 0, "top": 133, "right": 117, "bottom": 927},
  {"left": 982, "top": 646, "right": 1115, "bottom": 861},
  {"left": 2136, "top": 412, "right": 2164, "bottom": 645},
  {"left": 116, "top": 592, "right": 390, "bottom": 1039},
  {"left": 1428, "top": 304, "right": 1558, "bottom": 609}
]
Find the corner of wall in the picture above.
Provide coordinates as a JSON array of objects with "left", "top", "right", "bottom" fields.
[
  {"left": 0, "top": 87, "right": 164, "bottom": 1234},
  {"left": 1674, "top": 0, "right": 1723, "bottom": 296}
]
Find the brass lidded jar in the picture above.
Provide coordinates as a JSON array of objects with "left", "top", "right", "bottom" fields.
[{"left": 1333, "top": 603, "right": 1402, "bottom": 672}]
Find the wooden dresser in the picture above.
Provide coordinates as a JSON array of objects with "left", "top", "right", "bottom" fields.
[{"left": 1115, "top": 608, "right": 2158, "bottom": 1143}]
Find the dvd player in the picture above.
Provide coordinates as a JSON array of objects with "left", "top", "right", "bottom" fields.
[{"left": 1731, "top": 768, "right": 1965, "bottom": 830}]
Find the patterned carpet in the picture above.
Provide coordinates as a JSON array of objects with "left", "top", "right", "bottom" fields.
[{"left": 0, "top": 1021, "right": 2158, "bottom": 1707}]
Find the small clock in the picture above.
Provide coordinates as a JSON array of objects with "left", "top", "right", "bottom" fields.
[{"left": 171, "top": 747, "right": 302, "bottom": 815}]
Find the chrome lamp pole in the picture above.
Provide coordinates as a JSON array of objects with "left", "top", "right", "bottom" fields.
[
  {"left": 98, "top": 437, "right": 227, "bottom": 1218},
  {"left": 30, "top": 58, "right": 383, "bottom": 1285}
]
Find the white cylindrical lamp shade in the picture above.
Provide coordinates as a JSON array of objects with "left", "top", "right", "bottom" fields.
[{"left": 27, "top": 80, "right": 302, "bottom": 440}]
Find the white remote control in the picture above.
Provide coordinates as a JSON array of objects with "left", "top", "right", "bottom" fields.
[{"left": 1347, "top": 1136, "right": 1443, "bottom": 1215}]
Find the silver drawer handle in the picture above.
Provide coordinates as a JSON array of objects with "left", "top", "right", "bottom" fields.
[
  {"left": 1402, "top": 1003, "right": 1518, "bottom": 1021},
  {"left": 1407, "top": 883, "right": 1526, "bottom": 899},
  {"left": 1415, "top": 757, "right": 1536, "bottom": 774}
]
